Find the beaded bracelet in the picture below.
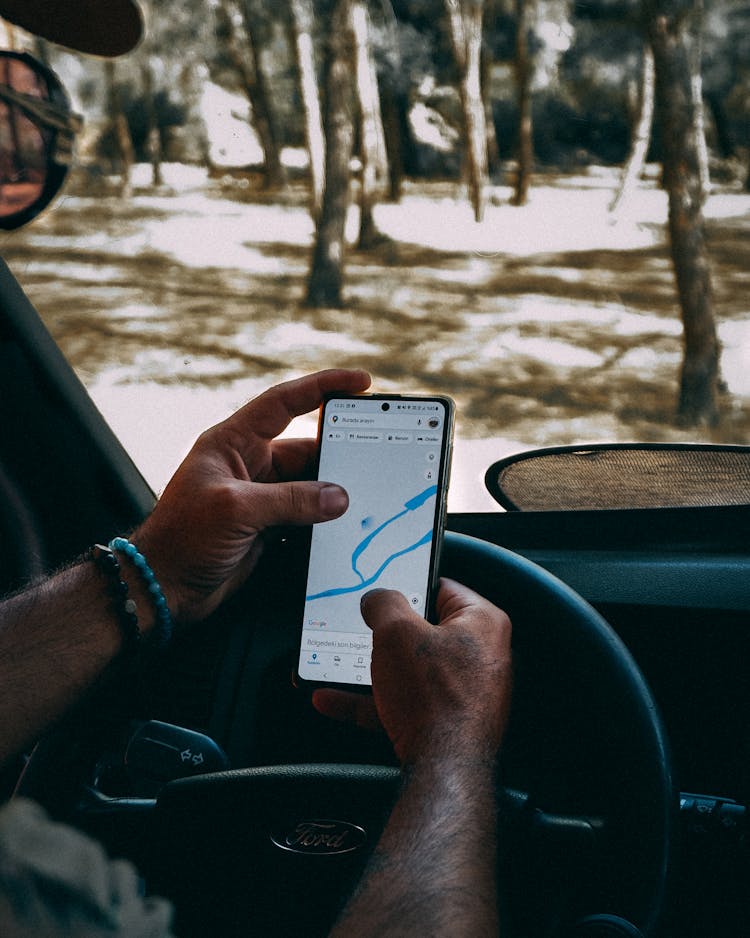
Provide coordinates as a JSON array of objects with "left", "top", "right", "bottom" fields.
[
  {"left": 109, "top": 537, "right": 173, "bottom": 648},
  {"left": 90, "top": 544, "right": 141, "bottom": 656}
]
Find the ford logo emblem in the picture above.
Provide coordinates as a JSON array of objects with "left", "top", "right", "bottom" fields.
[{"left": 270, "top": 819, "right": 367, "bottom": 855}]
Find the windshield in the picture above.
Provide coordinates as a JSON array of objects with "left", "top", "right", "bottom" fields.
[{"left": 1, "top": 2, "right": 748, "bottom": 511}]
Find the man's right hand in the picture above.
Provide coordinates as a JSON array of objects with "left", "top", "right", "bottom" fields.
[
  {"left": 313, "top": 579, "right": 512, "bottom": 766},
  {"left": 320, "top": 579, "right": 512, "bottom": 938}
]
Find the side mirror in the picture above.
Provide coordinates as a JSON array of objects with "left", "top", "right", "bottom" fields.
[{"left": 0, "top": 51, "right": 81, "bottom": 230}]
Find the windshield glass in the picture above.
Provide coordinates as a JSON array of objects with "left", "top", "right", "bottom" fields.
[{"left": 1, "top": 2, "right": 748, "bottom": 511}]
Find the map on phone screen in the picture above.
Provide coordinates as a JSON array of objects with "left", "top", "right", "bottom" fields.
[{"left": 298, "top": 397, "right": 449, "bottom": 686}]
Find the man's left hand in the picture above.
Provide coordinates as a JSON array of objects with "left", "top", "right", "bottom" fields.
[{"left": 135, "top": 369, "right": 371, "bottom": 624}]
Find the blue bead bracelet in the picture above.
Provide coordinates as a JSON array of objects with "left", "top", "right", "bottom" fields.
[{"left": 109, "top": 537, "right": 173, "bottom": 647}]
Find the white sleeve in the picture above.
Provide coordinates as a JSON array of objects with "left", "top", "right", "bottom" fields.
[{"left": 0, "top": 798, "right": 176, "bottom": 938}]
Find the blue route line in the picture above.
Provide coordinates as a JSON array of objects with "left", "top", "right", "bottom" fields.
[
  {"left": 306, "top": 532, "right": 432, "bottom": 600},
  {"left": 306, "top": 484, "right": 437, "bottom": 601}
]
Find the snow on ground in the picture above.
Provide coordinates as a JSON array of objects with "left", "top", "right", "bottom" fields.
[
  {"left": 13, "top": 162, "right": 750, "bottom": 511},
  {"left": 376, "top": 184, "right": 665, "bottom": 257}
]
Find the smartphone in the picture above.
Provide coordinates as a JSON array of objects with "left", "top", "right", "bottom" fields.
[{"left": 295, "top": 393, "right": 454, "bottom": 691}]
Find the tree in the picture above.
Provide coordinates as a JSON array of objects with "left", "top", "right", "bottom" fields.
[
  {"left": 103, "top": 60, "right": 135, "bottom": 196},
  {"left": 287, "top": 0, "right": 326, "bottom": 217},
  {"left": 609, "top": 43, "right": 655, "bottom": 215},
  {"left": 689, "top": 0, "right": 710, "bottom": 199},
  {"left": 373, "top": 13, "right": 424, "bottom": 203},
  {"left": 701, "top": 0, "right": 750, "bottom": 191},
  {"left": 217, "top": 0, "right": 286, "bottom": 188},
  {"left": 350, "top": 0, "right": 388, "bottom": 247},
  {"left": 240, "top": 0, "right": 287, "bottom": 187},
  {"left": 481, "top": 1, "right": 501, "bottom": 178},
  {"left": 140, "top": 58, "right": 164, "bottom": 187},
  {"left": 444, "top": 0, "right": 489, "bottom": 221},
  {"left": 512, "top": 0, "right": 535, "bottom": 205},
  {"left": 133, "top": 1, "right": 164, "bottom": 187},
  {"left": 378, "top": 81, "right": 406, "bottom": 201},
  {"left": 644, "top": 0, "right": 720, "bottom": 425},
  {"left": 306, "top": 0, "right": 355, "bottom": 307}
]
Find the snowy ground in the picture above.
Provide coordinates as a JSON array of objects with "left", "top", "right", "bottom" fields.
[{"left": 2, "top": 162, "right": 749, "bottom": 511}]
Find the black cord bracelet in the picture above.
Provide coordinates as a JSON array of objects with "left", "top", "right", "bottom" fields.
[{"left": 89, "top": 543, "right": 141, "bottom": 655}]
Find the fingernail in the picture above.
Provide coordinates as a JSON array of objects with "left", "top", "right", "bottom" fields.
[{"left": 319, "top": 484, "right": 348, "bottom": 518}]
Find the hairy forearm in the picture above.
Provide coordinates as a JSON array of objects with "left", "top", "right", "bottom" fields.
[
  {"left": 0, "top": 556, "right": 157, "bottom": 768},
  {"left": 329, "top": 749, "right": 499, "bottom": 938}
]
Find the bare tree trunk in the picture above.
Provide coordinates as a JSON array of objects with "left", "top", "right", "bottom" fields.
[
  {"left": 481, "top": 19, "right": 500, "bottom": 178},
  {"left": 240, "top": 0, "right": 286, "bottom": 188},
  {"left": 218, "top": 0, "right": 285, "bottom": 188},
  {"left": 645, "top": 0, "right": 720, "bottom": 425},
  {"left": 141, "top": 59, "right": 164, "bottom": 188},
  {"left": 288, "top": 0, "right": 325, "bottom": 218},
  {"left": 379, "top": 83, "right": 405, "bottom": 202},
  {"left": 378, "top": 9, "right": 407, "bottom": 202},
  {"left": 609, "top": 44, "right": 655, "bottom": 215},
  {"left": 306, "top": 0, "right": 354, "bottom": 307},
  {"left": 689, "top": 0, "right": 710, "bottom": 200},
  {"left": 512, "top": 0, "right": 534, "bottom": 206},
  {"left": 104, "top": 60, "right": 134, "bottom": 198},
  {"left": 350, "top": 0, "right": 388, "bottom": 248},
  {"left": 445, "top": 0, "right": 488, "bottom": 222}
]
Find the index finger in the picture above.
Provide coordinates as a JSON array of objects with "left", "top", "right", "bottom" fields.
[{"left": 225, "top": 369, "right": 371, "bottom": 453}]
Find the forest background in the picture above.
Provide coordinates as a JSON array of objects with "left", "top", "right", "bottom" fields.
[{"left": 2, "top": 0, "right": 750, "bottom": 508}]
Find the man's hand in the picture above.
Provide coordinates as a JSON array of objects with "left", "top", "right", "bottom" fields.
[
  {"left": 320, "top": 581, "right": 512, "bottom": 937},
  {"left": 135, "top": 369, "right": 371, "bottom": 624},
  {"left": 313, "top": 579, "right": 512, "bottom": 765}
]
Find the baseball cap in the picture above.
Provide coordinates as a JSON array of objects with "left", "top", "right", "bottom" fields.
[{"left": 0, "top": 0, "right": 143, "bottom": 57}]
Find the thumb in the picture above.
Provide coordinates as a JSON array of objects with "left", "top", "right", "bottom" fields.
[
  {"left": 360, "top": 588, "right": 424, "bottom": 632},
  {"left": 243, "top": 480, "right": 349, "bottom": 529}
]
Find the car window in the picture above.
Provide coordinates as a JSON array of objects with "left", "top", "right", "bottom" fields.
[{"left": 1, "top": 2, "right": 748, "bottom": 511}]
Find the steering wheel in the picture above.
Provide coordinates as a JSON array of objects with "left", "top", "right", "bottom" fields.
[{"left": 16, "top": 532, "right": 672, "bottom": 937}]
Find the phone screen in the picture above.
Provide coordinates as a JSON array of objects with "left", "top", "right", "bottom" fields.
[{"left": 296, "top": 394, "right": 454, "bottom": 688}]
